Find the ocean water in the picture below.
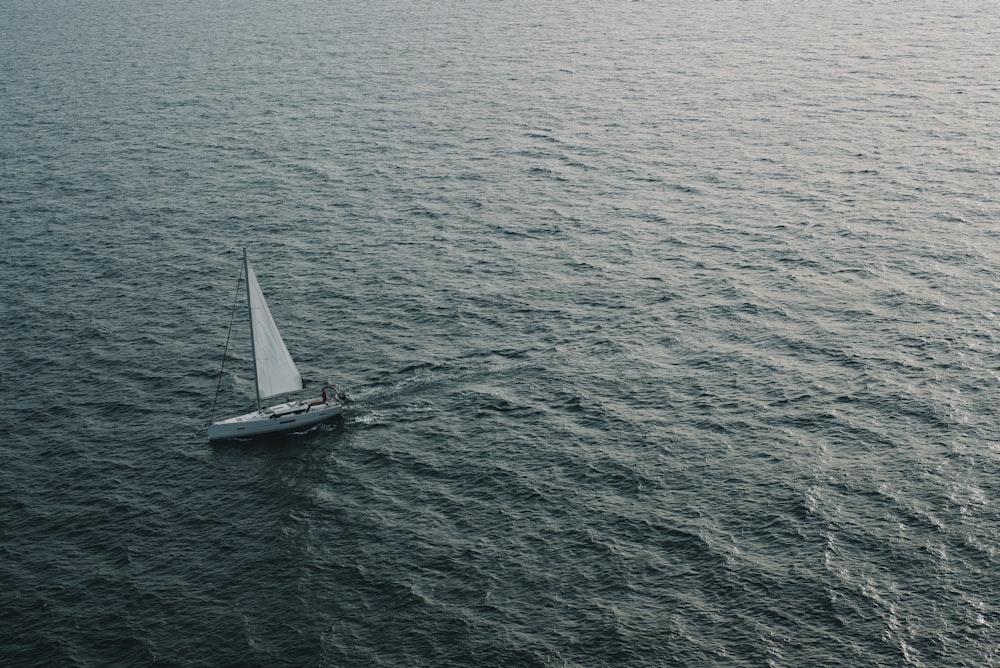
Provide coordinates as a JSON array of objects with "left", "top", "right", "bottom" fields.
[{"left": 2, "top": 0, "right": 998, "bottom": 665}]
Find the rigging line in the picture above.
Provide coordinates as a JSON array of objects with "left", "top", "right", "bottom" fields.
[{"left": 209, "top": 261, "right": 245, "bottom": 425}]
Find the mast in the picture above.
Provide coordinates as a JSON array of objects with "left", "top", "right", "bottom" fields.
[{"left": 244, "top": 248, "right": 261, "bottom": 411}]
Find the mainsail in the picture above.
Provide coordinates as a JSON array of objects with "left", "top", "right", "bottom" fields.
[{"left": 245, "top": 253, "right": 302, "bottom": 400}]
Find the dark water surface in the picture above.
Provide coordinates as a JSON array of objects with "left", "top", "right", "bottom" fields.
[{"left": 2, "top": 0, "right": 999, "bottom": 665}]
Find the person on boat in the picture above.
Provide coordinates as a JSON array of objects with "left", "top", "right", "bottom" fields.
[{"left": 308, "top": 387, "right": 328, "bottom": 407}]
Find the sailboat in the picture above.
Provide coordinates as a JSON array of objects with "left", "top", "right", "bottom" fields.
[{"left": 208, "top": 249, "right": 347, "bottom": 440}]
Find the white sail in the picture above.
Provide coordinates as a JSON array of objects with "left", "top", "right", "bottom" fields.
[{"left": 245, "top": 255, "right": 302, "bottom": 400}]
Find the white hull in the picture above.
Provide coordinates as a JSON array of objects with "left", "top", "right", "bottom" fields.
[{"left": 208, "top": 398, "right": 344, "bottom": 440}]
